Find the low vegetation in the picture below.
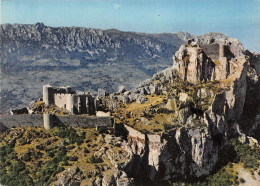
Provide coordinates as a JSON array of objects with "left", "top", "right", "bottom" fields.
[
  {"left": 230, "top": 138, "right": 260, "bottom": 169},
  {"left": 0, "top": 126, "right": 128, "bottom": 185},
  {"left": 112, "top": 78, "right": 228, "bottom": 134}
]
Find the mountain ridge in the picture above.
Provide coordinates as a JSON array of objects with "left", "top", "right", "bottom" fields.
[{"left": 0, "top": 23, "right": 244, "bottom": 113}]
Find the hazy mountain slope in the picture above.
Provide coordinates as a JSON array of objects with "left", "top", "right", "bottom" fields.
[
  {"left": 0, "top": 23, "right": 191, "bottom": 66},
  {"left": 0, "top": 23, "right": 192, "bottom": 113}
]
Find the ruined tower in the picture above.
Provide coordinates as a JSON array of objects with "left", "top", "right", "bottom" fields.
[
  {"left": 42, "top": 84, "right": 96, "bottom": 115},
  {"left": 67, "top": 94, "right": 75, "bottom": 114},
  {"left": 43, "top": 113, "right": 52, "bottom": 130},
  {"left": 219, "top": 44, "right": 225, "bottom": 58},
  {"left": 43, "top": 84, "right": 54, "bottom": 105}
]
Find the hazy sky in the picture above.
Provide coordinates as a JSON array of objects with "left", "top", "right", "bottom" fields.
[{"left": 1, "top": 0, "right": 260, "bottom": 52}]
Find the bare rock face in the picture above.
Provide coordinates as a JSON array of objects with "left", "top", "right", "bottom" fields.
[
  {"left": 118, "top": 36, "right": 260, "bottom": 183},
  {"left": 122, "top": 127, "right": 218, "bottom": 181},
  {"left": 173, "top": 41, "right": 248, "bottom": 83},
  {"left": 173, "top": 44, "right": 214, "bottom": 84},
  {"left": 56, "top": 166, "right": 80, "bottom": 186},
  {"left": 102, "top": 170, "right": 134, "bottom": 186},
  {"left": 172, "top": 37, "right": 250, "bottom": 125}
]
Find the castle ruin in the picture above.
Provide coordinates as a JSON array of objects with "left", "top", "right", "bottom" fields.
[{"left": 43, "top": 84, "right": 96, "bottom": 115}]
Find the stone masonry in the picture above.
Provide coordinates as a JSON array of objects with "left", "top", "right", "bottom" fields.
[{"left": 43, "top": 84, "right": 96, "bottom": 115}]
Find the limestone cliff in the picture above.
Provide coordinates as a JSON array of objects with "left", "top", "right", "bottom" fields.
[{"left": 108, "top": 36, "right": 260, "bottom": 183}]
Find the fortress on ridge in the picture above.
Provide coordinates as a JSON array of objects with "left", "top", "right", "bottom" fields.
[
  {"left": 0, "top": 85, "right": 113, "bottom": 131},
  {"left": 187, "top": 40, "right": 237, "bottom": 60},
  {"left": 43, "top": 84, "right": 96, "bottom": 115}
]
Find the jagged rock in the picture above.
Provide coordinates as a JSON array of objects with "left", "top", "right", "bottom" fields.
[
  {"left": 139, "top": 79, "right": 152, "bottom": 87},
  {"left": 140, "top": 117, "right": 151, "bottom": 125},
  {"left": 56, "top": 166, "right": 80, "bottom": 186},
  {"left": 186, "top": 114, "right": 197, "bottom": 127},
  {"left": 179, "top": 93, "right": 189, "bottom": 103},
  {"left": 197, "top": 88, "right": 208, "bottom": 98},
  {"left": 119, "top": 37, "right": 259, "bottom": 183},
  {"left": 247, "top": 66, "right": 259, "bottom": 85},
  {"left": 122, "top": 95, "right": 130, "bottom": 103},
  {"left": 118, "top": 86, "right": 126, "bottom": 93},
  {"left": 239, "top": 134, "right": 259, "bottom": 148},
  {"left": 128, "top": 94, "right": 136, "bottom": 102},
  {"left": 149, "top": 84, "right": 158, "bottom": 95},
  {"left": 102, "top": 170, "right": 134, "bottom": 186},
  {"left": 136, "top": 95, "right": 147, "bottom": 104},
  {"left": 178, "top": 107, "right": 192, "bottom": 124},
  {"left": 139, "top": 87, "right": 149, "bottom": 95},
  {"left": 187, "top": 38, "right": 194, "bottom": 45},
  {"left": 210, "top": 92, "right": 226, "bottom": 115},
  {"left": 124, "top": 91, "right": 131, "bottom": 96},
  {"left": 165, "top": 99, "right": 176, "bottom": 111},
  {"left": 238, "top": 133, "right": 247, "bottom": 144},
  {"left": 123, "top": 127, "right": 219, "bottom": 181},
  {"left": 95, "top": 177, "right": 102, "bottom": 186},
  {"left": 173, "top": 44, "right": 214, "bottom": 84}
]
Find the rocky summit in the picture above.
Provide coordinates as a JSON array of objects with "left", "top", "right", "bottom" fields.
[
  {"left": 98, "top": 36, "right": 260, "bottom": 184},
  {"left": 0, "top": 26, "right": 259, "bottom": 185}
]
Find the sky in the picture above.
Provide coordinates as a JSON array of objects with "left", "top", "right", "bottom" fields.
[{"left": 1, "top": 0, "right": 260, "bottom": 52}]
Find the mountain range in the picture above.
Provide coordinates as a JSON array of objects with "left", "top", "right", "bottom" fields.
[{"left": 0, "top": 23, "right": 236, "bottom": 113}]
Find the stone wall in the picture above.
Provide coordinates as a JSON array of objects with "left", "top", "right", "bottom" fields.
[
  {"left": 54, "top": 93, "right": 68, "bottom": 108},
  {"left": 123, "top": 124, "right": 146, "bottom": 140},
  {"left": 200, "top": 43, "right": 220, "bottom": 60},
  {"left": 116, "top": 123, "right": 160, "bottom": 142},
  {"left": 0, "top": 115, "right": 43, "bottom": 129},
  {"left": 147, "top": 134, "right": 161, "bottom": 143},
  {"left": 53, "top": 115, "right": 114, "bottom": 128},
  {"left": 0, "top": 114, "right": 114, "bottom": 131}
]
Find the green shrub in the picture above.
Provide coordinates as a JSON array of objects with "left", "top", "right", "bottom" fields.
[
  {"left": 230, "top": 138, "right": 260, "bottom": 169},
  {"left": 84, "top": 148, "right": 90, "bottom": 153},
  {"left": 163, "top": 123, "right": 174, "bottom": 131},
  {"left": 54, "top": 127, "right": 85, "bottom": 145},
  {"left": 238, "top": 177, "right": 245, "bottom": 183},
  {"left": 89, "top": 155, "right": 103, "bottom": 163},
  {"left": 153, "top": 128, "right": 162, "bottom": 132},
  {"left": 0, "top": 143, "right": 33, "bottom": 185},
  {"left": 37, "top": 147, "right": 69, "bottom": 184}
]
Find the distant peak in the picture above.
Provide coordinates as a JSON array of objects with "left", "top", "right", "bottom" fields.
[{"left": 35, "top": 22, "right": 45, "bottom": 27}]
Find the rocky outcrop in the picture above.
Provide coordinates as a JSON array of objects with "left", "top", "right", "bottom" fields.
[
  {"left": 116, "top": 36, "right": 260, "bottom": 183},
  {"left": 102, "top": 170, "right": 134, "bottom": 186},
  {"left": 121, "top": 126, "right": 219, "bottom": 181},
  {"left": 173, "top": 44, "right": 214, "bottom": 83},
  {"left": 56, "top": 166, "right": 80, "bottom": 186}
]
